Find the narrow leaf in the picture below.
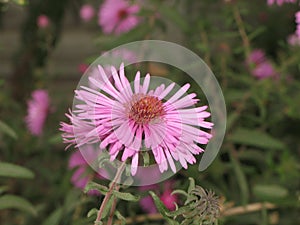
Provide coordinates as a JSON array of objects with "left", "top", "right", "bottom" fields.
[
  {"left": 149, "top": 191, "right": 169, "bottom": 217},
  {"left": 230, "top": 154, "right": 249, "bottom": 205},
  {"left": 0, "top": 195, "right": 37, "bottom": 216},
  {"left": 112, "top": 190, "right": 140, "bottom": 202},
  {"left": 253, "top": 184, "right": 288, "bottom": 200},
  {"left": 0, "top": 120, "right": 17, "bottom": 139},
  {"left": 87, "top": 208, "right": 98, "bottom": 218},
  {"left": 228, "top": 128, "right": 285, "bottom": 150},
  {"left": 84, "top": 182, "right": 108, "bottom": 195},
  {"left": 0, "top": 162, "right": 34, "bottom": 179},
  {"left": 42, "top": 208, "right": 63, "bottom": 225}
]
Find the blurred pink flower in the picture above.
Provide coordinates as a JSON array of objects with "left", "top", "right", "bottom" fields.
[
  {"left": 98, "top": 0, "right": 140, "bottom": 35},
  {"left": 140, "top": 196, "right": 157, "bottom": 214},
  {"left": 252, "top": 61, "right": 277, "bottom": 79},
  {"left": 37, "top": 15, "right": 50, "bottom": 28},
  {"left": 246, "top": 49, "right": 277, "bottom": 79},
  {"left": 80, "top": 4, "right": 95, "bottom": 22},
  {"left": 287, "top": 34, "right": 300, "bottom": 46},
  {"left": 139, "top": 181, "right": 178, "bottom": 213},
  {"left": 160, "top": 189, "right": 178, "bottom": 211},
  {"left": 25, "top": 89, "right": 50, "bottom": 136},
  {"left": 267, "top": 0, "right": 296, "bottom": 6},
  {"left": 295, "top": 11, "right": 300, "bottom": 39},
  {"left": 69, "top": 147, "right": 103, "bottom": 195},
  {"left": 78, "top": 63, "right": 89, "bottom": 74},
  {"left": 139, "top": 185, "right": 159, "bottom": 214},
  {"left": 247, "top": 49, "right": 266, "bottom": 66}
]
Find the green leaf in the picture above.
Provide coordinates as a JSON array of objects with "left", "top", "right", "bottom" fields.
[
  {"left": 0, "top": 195, "right": 37, "bottom": 216},
  {"left": 253, "top": 184, "right": 288, "bottom": 201},
  {"left": 42, "top": 208, "right": 63, "bottom": 225},
  {"left": 0, "top": 120, "right": 17, "bottom": 139},
  {"left": 226, "top": 112, "right": 239, "bottom": 131},
  {"left": 87, "top": 208, "right": 98, "bottom": 218},
  {"left": 158, "top": 6, "right": 189, "bottom": 32},
  {"left": 187, "top": 177, "right": 196, "bottom": 194},
  {"left": 228, "top": 128, "right": 285, "bottom": 150},
  {"left": 115, "top": 210, "right": 126, "bottom": 225},
  {"left": 101, "top": 197, "right": 114, "bottom": 219},
  {"left": 112, "top": 190, "right": 140, "bottom": 202},
  {"left": 0, "top": 162, "right": 34, "bottom": 179},
  {"left": 149, "top": 191, "right": 169, "bottom": 216},
  {"left": 84, "top": 182, "right": 108, "bottom": 195},
  {"left": 230, "top": 153, "right": 249, "bottom": 205},
  {"left": 171, "top": 190, "right": 188, "bottom": 197}
]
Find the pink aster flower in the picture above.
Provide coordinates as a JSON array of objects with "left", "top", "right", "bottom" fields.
[
  {"left": 69, "top": 147, "right": 103, "bottom": 195},
  {"left": 98, "top": 0, "right": 140, "bottom": 35},
  {"left": 247, "top": 49, "right": 266, "bottom": 66},
  {"left": 80, "top": 4, "right": 95, "bottom": 22},
  {"left": 25, "top": 89, "right": 50, "bottom": 136},
  {"left": 246, "top": 49, "right": 277, "bottom": 79},
  {"left": 252, "top": 61, "right": 277, "bottom": 79},
  {"left": 60, "top": 63, "right": 213, "bottom": 175},
  {"left": 37, "top": 15, "right": 50, "bottom": 28},
  {"left": 267, "top": 0, "right": 296, "bottom": 6}
]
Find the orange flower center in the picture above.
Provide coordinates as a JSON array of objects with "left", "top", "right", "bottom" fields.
[{"left": 129, "top": 95, "right": 165, "bottom": 124}]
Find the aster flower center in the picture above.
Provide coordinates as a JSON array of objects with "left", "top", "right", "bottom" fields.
[
  {"left": 129, "top": 95, "right": 165, "bottom": 124},
  {"left": 117, "top": 9, "right": 128, "bottom": 19}
]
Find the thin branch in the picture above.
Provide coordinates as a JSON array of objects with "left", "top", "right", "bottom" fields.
[
  {"left": 94, "top": 162, "right": 126, "bottom": 225},
  {"left": 233, "top": 5, "right": 251, "bottom": 57}
]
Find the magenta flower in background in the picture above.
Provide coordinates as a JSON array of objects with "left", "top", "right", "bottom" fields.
[
  {"left": 295, "top": 11, "right": 300, "bottom": 39},
  {"left": 80, "top": 4, "right": 95, "bottom": 22},
  {"left": 252, "top": 61, "right": 277, "bottom": 79},
  {"left": 246, "top": 49, "right": 277, "bottom": 79},
  {"left": 160, "top": 189, "right": 178, "bottom": 211},
  {"left": 60, "top": 63, "right": 213, "bottom": 175},
  {"left": 25, "top": 89, "right": 50, "bottom": 136},
  {"left": 288, "top": 34, "right": 300, "bottom": 46},
  {"left": 78, "top": 63, "right": 89, "bottom": 74},
  {"left": 267, "top": 0, "right": 296, "bottom": 6},
  {"left": 247, "top": 49, "right": 266, "bottom": 66},
  {"left": 139, "top": 185, "right": 159, "bottom": 214},
  {"left": 69, "top": 147, "right": 103, "bottom": 195},
  {"left": 37, "top": 15, "right": 50, "bottom": 28},
  {"left": 98, "top": 0, "right": 140, "bottom": 35}
]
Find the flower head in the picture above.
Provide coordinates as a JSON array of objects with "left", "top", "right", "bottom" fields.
[
  {"left": 37, "top": 15, "right": 50, "bottom": 28},
  {"left": 25, "top": 89, "right": 50, "bottom": 136},
  {"left": 80, "top": 4, "right": 95, "bottom": 22},
  {"left": 98, "top": 0, "right": 140, "bottom": 35},
  {"left": 61, "top": 63, "right": 213, "bottom": 175}
]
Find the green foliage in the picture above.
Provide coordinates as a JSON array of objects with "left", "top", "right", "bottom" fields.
[
  {"left": 0, "top": 162, "right": 35, "bottom": 179},
  {"left": 0, "top": 195, "right": 37, "bottom": 216}
]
